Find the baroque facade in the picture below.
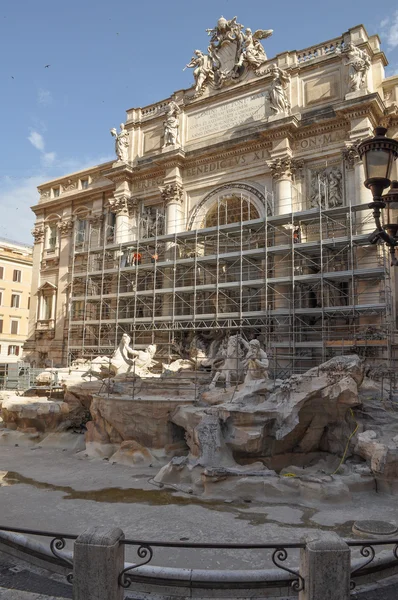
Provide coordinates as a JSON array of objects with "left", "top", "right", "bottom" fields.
[
  {"left": 0, "top": 238, "right": 32, "bottom": 379},
  {"left": 25, "top": 21, "right": 398, "bottom": 373}
]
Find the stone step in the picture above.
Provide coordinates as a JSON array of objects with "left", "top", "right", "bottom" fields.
[{"left": 0, "top": 587, "right": 68, "bottom": 599}]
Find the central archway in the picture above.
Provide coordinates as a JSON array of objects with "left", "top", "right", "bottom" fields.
[{"left": 188, "top": 183, "right": 269, "bottom": 230}]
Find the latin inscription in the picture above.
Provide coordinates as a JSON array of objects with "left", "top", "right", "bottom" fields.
[
  {"left": 188, "top": 92, "right": 268, "bottom": 141},
  {"left": 295, "top": 130, "right": 346, "bottom": 150},
  {"left": 132, "top": 177, "right": 164, "bottom": 192},
  {"left": 184, "top": 149, "right": 269, "bottom": 179}
]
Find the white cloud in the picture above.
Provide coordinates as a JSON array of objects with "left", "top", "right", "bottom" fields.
[
  {"left": 37, "top": 88, "right": 53, "bottom": 106},
  {"left": 42, "top": 152, "right": 56, "bottom": 167},
  {"left": 0, "top": 175, "right": 43, "bottom": 244},
  {"left": 28, "top": 130, "right": 45, "bottom": 151},
  {"left": 381, "top": 10, "right": 398, "bottom": 50},
  {"left": 0, "top": 153, "right": 114, "bottom": 244}
]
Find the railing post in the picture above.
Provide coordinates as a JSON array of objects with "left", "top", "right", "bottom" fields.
[
  {"left": 73, "top": 526, "right": 125, "bottom": 600},
  {"left": 299, "top": 532, "right": 350, "bottom": 600}
]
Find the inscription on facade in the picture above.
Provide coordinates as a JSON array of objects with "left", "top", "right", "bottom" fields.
[
  {"left": 188, "top": 92, "right": 269, "bottom": 140},
  {"left": 184, "top": 149, "right": 269, "bottom": 179},
  {"left": 295, "top": 130, "right": 346, "bottom": 151},
  {"left": 132, "top": 177, "right": 164, "bottom": 193}
]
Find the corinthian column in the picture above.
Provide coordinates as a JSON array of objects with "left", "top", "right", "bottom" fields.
[
  {"left": 267, "top": 157, "right": 301, "bottom": 215},
  {"left": 160, "top": 183, "right": 184, "bottom": 234},
  {"left": 28, "top": 225, "right": 45, "bottom": 341},
  {"left": 108, "top": 196, "right": 131, "bottom": 243}
]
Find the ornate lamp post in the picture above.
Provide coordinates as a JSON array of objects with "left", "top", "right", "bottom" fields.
[{"left": 358, "top": 127, "right": 398, "bottom": 265}]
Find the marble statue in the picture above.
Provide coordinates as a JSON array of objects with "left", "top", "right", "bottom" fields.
[
  {"left": 110, "top": 123, "right": 129, "bottom": 162},
  {"left": 268, "top": 65, "right": 290, "bottom": 114},
  {"left": 209, "top": 334, "right": 245, "bottom": 389},
  {"left": 240, "top": 338, "right": 269, "bottom": 383},
  {"left": 163, "top": 102, "right": 180, "bottom": 147},
  {"left": 129, "top": 343, "right": 157, "bottom": 372},
  {"left": 185, "top": 50, "right": 214, "bottom": 96},
  {"left": 343, "top": 43, "right": 370, "bottom": 92},
  {"left": 185, "top": 17, "right": 273, "bottom": 94},
  {"left": 90, "top": 334, "right": 157, "bottom": 377},
  {"left": 207, "top": 16, "right": 244, "bottom": 85},
  {"left": 242, "top": 27, "right": 272, "bottom": 69}
]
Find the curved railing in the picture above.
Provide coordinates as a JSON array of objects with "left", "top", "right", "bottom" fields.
[{"left": 2, "top": 525, "right": 398, "bottom": 596}]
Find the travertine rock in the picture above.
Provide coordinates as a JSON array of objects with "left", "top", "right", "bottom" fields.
[
  {"left": 110, "top": 440, "right": 155, "bottom": 466},
  {"left": 1, "top": 396, "right": 71, "bottom": 433}
]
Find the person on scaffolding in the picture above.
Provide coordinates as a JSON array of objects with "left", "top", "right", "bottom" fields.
[
  {"left": 293, "top": 225, "right": 301, "bottom": 244},
  {"left": 132, "top": 252, "right": 142, "bottom": 266}
]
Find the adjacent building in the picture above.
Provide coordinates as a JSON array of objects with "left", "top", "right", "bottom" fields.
[
  {"left": 24, "top": 21, "right": 398, "bottom": 374},
  {"left": 0, "top": 238, "right": 33, "bottom": 382}
]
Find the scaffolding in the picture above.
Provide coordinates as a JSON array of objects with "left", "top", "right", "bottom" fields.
[{"left": 66, "top": 190, "right": 393, "bottom": 378}]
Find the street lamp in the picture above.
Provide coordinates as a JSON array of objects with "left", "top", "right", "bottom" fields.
[{"left": 358, "top": 127, "right": 398, "bottom": 265}]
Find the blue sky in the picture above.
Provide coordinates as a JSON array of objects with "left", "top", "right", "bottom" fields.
[{"left": 1, "top": 0, "right": 398, "bottom": 244}]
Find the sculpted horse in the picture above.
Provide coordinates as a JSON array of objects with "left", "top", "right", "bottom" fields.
[{"left": 208, "top": 334, "right": 245, "bottom": 390}]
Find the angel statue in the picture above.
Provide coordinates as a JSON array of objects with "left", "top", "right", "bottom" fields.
[
  {"left": 242, "top": 27, "right": 273, "bottom": 69},
  {"left": 184, "top": 49, "right": 214, "bottom": 96},
  {"left": 110, "top": 123, "right": 129, "bottom": 162}
]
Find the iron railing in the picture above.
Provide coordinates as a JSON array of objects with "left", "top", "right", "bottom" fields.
[
  {"left": 2, "top": 526, "right": 398, "bottom": 594},
  {"left": 119, "top": 538, "right": 305, "bottom": 590}
]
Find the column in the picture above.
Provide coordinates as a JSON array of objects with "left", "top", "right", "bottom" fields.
[
  {"left": 160, "top": 183, "right": 184, "bottom": 318},
  {"left": 267, "top": 157, "right": 300, "bottom": 216},
  {"left": 53, "top": 218, "right": 74, "bottom": 364},
  {"left": 108, "top": 196, "right": 131, "bottom": 243},
  {"left": 343, "top": 143, "right": 372, "bottom": 206},
  {"left": 27, "top": 225, "right": 44, "bottom": 340},
  {"left": 160, "top": 183, "right": 184, "bottom": 234}
]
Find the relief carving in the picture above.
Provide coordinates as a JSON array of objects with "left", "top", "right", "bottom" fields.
[
  {"left": 62, "top": 178, "right": 77, "bottom": 192},
  {"left": 310, "top": 166, "right": 343, "bottom": 208}
]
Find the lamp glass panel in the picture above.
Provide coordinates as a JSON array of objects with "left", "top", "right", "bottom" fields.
[{"left": 364, "top": 149, "right": 393, "bottom": 180}]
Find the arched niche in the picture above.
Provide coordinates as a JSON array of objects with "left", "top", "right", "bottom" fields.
[{"left": 188, "top": 183, "right": 268, "bottom": 230}]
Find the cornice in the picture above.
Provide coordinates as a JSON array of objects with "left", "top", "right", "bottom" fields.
[{"left": 334, "top": 92, "right": 385, "bottom": 123}]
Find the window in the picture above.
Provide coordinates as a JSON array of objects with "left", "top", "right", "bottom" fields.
[
  {"left": 53, "top": 187, "right": 60, "bottom": 198},
  {"left": 0, "top": 266, "right": 3, "bottom": 279},
  {"left": 13, "top": 270, "right": 21, "bottom": 283},
  {"left": 76, "top": 219, "right": 86, "bottom": 244},
  {"left": 0, "top": 291, "right": 2, "bottom": 306},
  {"left": 47, "top": 224, "right": 58, "bottom": 249},
  {"left": 81, "top": 178, "right": 89, "bottom": 190},
  {"left": 42, "top": 295, "right": 52, "bottom": 320},
  {"left": 28, "top": 297, "right": 30, "bottom": 310},
  {"left": 0, "top": 320, "right": 3, "bottom": 334},
  {"left": 8, "top": 345, "right": 19, "bottom": 356},
  {"left": 10, "top": 320, "right": 19, "bottom": 334},
  {"left": 11, "top": 294, "right": 20, "bottom": 308}
]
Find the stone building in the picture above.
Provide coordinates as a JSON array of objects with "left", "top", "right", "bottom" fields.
[
  {"left": 0, "top": 238, "right": 32, "bottom": 381},
  {"left": 25, "top": 21, "right": 398, "bottom": 374}
]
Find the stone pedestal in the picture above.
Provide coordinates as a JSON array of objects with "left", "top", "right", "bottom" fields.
[
  {"left": 299, "top": 532, "right": 350, "bottom": 600},
  {"left": 73, "top": 527, "right": 125, "bottom": 600}
]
